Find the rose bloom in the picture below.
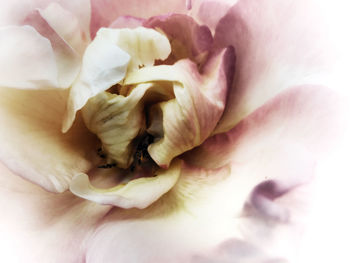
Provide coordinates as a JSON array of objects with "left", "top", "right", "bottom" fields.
[{"left": 0, "top": 0, "right": 349, "bottom": 262}]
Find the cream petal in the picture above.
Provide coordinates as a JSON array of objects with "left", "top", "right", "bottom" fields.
[
  {"left": 0, "top": 87, "right": 98, "bottom": 193},
  {"left": 62, "top": 34, "right": 130, "bottom": 132},
  {"left": 82, "top": 83, "right": 153, "bottom": 168},
  {"left": 63, "top": 27, "right": 171, "bottom": 132},
  {"left": 97, "top": 27, "right": 171, "bottom": 72},
  {"left": 70, "top": 159, "right": 182, "bottom": 209},
  {"left": 125, "top": 47, "right": 235, "bottom": 167},
  {"left": 0, "top": 25, "right": 58, "bottom": 89}
]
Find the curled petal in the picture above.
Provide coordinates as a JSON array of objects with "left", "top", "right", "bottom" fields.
[
  {"left": 0, "top": 26, "right": 58, "bottom": 89},
  {"left": 82, "top": 83, "right": 153, "bottom": 168},
  {"left": 63, "top": 27, "right": 171, "bottom": 132},
  {"left": 70, "top": 159, "right": 182, "bottom": 209},
  {"left": 213, "top": 0, "right": 334, "bottom": 133},
  {"left": 125, "top": 47, "right": 235, "bottom": 167},
  {"left": 143, "top": 14, "right": 213, "bottom": 64},
  {"left": 98, "top": 27, "right": 171, "bottom": 72}
]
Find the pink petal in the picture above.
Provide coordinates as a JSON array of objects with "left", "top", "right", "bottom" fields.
[
  {"left": 109, "top": 15, "right": 145, "bottom": 29},
  {"left": 190, "top": 0, "right": 235, "bottom": 31},
  {"left": 90, "top": 0, "right": 188, "bottom": 38},
  {"left": 0, "top": 88, "right": 98, "bottom": 193},
  {"left": 143, "top": 13, "right": 213, "bottom": 63},
  {"left": 185, "top": 85, "right": 345, "bottom": 170},
  {"left": 213, "top": 0, "right": 335, "bottom": 133}
]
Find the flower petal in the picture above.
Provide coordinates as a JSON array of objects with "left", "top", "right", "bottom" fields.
[
  {"left": 143, "top": 13, "right": 213, "bottom": 64},
  {"left": 0, "top": 162, "right": 111, "bottom": 262},
  {"left": 82, "top": 83, "right": 153, "bottom": 168},
  {"left": 0, "top": 0, "right": 91, "bottom": 89},
  {"left": 125, "top": 47, "right": 235, "bottom": 167},
  {"left": 185, "top": 85, "right": 344, "bottom": 169},
  {"left": 213, "top": 0, "right": 334, "bottom": 133},
  {"left": 90, "top": 0, "right": 188, "bottom": 37},
  {"left": 0, "top": 26, "right": 58, "bottom": 89},
  {"left": 70, "top": 159, "right": 181, "bottom": 209},
  {"left": 38, "top": 2, "right": 90, "bottom": 55},
  {"left": 63, "top": 27, "right": 171, "bottom": 132},
  {"left": 0, "top": 88, "right": 98, "bottom": 193}
]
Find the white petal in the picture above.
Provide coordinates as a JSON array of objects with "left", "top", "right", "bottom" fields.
[
  {"left": 0, "top": 25, "right": 58, "bottom": 89},
  {"left": 62, "top": 36, "right": 131, "bottom": 132}
]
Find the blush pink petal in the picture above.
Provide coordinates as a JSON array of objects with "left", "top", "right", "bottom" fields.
[
  {"left": 190, "top": 0, "right": 235, "bottom": 31},
  {"left": 109, "top": 15, "right": 145, "bottom": 29},
  {"left": 0, "top": 0, "right": 91, "bottom": 89},
  {"left": 143, "top": 14, "right": 213, "bottom": 63},
  {"left": 90, "top": 0, "right": 188, "bottom": 37},
  {"left": 213, "top": 0, "right": 334, "bottom": 133},
  {"left": 0, "top": 88, "right": 98, "bottom": 193},
  {"left": 185, "top": 85, "right": 345, "bottom": 170}
]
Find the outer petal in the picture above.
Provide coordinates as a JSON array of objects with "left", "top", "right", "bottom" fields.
[
  {"left": 90, "top": 0, "right": 188, "bottom": 37},
  {"left": 185, "top": 85, "right": 345, "bottom": 169},
  {"left": 0, "top": 0, "right": 91, "bottom": 89},
  {"left": 0, "top": 87, "right": 98, "bottom": 193},
  {"left": 124, "top": 47, "right": 235, "bottom": 167},
  {"left": 0, "top": 26, "right": 58, "bottom": 89},
  {"left": 0, "top": 162, "right": 111, "bottom": 262},
  {"left": 213, "top": 0, "right": 334, "bottom": 133}
]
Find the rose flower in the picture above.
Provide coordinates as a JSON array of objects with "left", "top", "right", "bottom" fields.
[{"left": 0, "top": 0, "right": 347, "bottom": 262}]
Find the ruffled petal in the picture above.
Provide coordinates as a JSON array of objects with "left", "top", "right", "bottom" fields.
[
  {"left": 0, "top": 26, "right": 58, "bottom": 89},
  {"left": 125, "top": 47, "right": 235, "bottom": 167},
  {"left": 90, "top": 0, "right": 188, "bottom": 37},
  {"left": 213, "top": 0, "right": 334, "bottom": 133},
  {"left": 63, "top": 27, "right": 171, "bottom": 132},
  {"left": 0, "top": 87, "right": 98, "bottom": 193},
  {"left": 70, "top": 159, "right": 181, "bottom": 209}
]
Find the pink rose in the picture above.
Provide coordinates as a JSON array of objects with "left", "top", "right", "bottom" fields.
[{"left": 0, "top": 0, "right": 348, "bottom": 262}]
